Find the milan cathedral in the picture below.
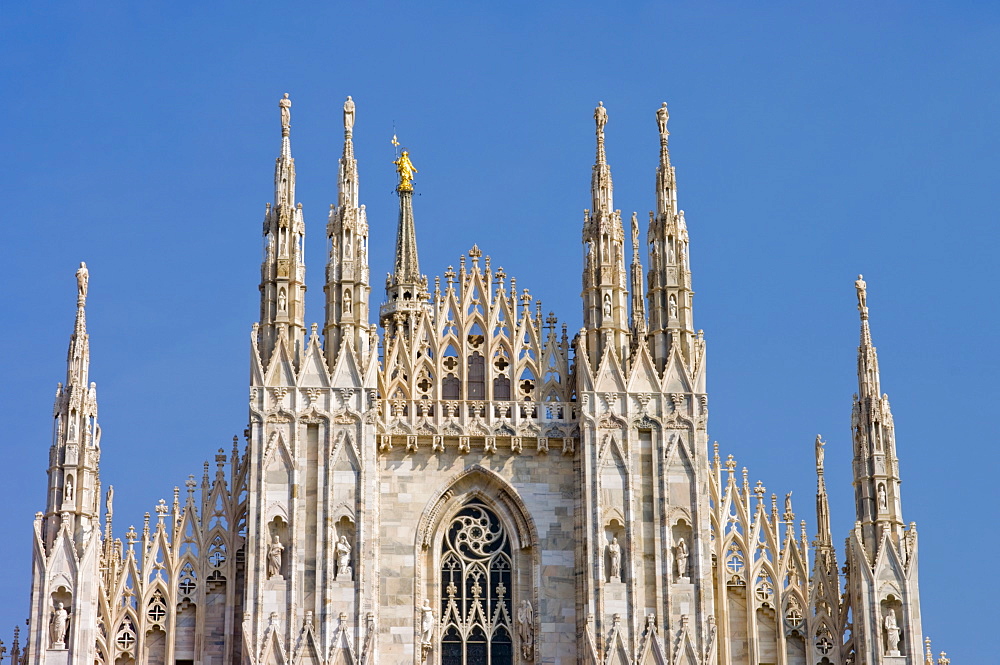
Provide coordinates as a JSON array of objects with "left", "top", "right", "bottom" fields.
[{"left": 11, "top": 95, "right": 950, "bottom": 665}]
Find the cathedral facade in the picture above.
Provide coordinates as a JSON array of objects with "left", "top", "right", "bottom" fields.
[{"left": 17, "top": 96, "right": 945, "bottom": 665}]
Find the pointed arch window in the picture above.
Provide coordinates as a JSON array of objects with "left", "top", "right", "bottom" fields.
[
  {"left": 440, "top": 501, "right": 513, "bottom": 665},
  {"left": 468, "top": 353, "right": 486, "bottom": 400}
]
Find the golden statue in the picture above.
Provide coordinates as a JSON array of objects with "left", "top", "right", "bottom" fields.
[{"left": 394, "top": 150, "right": 418, "bottom": 191}]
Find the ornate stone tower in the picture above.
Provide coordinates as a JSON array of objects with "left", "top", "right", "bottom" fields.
[
  {"left": 27, "top": 263, "right": 103, "bottom": 665},
  {"left": 841, "top": 277, "right": 923, "bottom": 664}
]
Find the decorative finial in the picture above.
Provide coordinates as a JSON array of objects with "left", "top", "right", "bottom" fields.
[
  {"left": 344, "top": 96, "right": 355, "bottom": 133},
  {"left": 76, "top": 262, "right": 89, "bottom": 304},
  {"left": 656, "top": 102, "right": 669, "bottom": 138},
  {"left": 394, "top": 148, "right": 418, "bottom": 192},
  {"left": 594, "top": 101, "right": 608, "bottom": 135},
  {"left": 855, "top": 274, "right": 868, "bottom": 318},
  {"left": 279, "top": 93, "right": 292, "bottom": 137}
]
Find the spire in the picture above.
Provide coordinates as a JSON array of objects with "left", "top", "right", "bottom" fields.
[
  {"left": 380, "top": 144, "right": 428, "bottom": 338},
  {"left": 257, "top": 93, "right": 307, "bottom": 367},
  {"left": 629, "top": 212, "right": 647, "bottom": 347},
  {"left": 850, "top": 275, "right": 905, "bottom": 556},
  {"left": 47, "top": 263, "right": 102, "bottom": 548},
  {"left": 581, "top": 102, "right": 629, "bottom": 366},
  {"left": 645, "top": 102, "right": 697, "bottom": 372},
  {"left": 814, "top": 435, "right": 833, "bottom": 548},
  {"left": 325, "top": 96, "right": 372, "bottom": 367}
]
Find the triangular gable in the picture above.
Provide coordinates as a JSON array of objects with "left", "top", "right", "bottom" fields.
[
  {"left": 298, "top": 341, "right": 330, "bottom": 387},
  {"left": 265, "top": 340, "right": 296, "bottom": 387},
  {"left": 627, "top": 344, "right": 660, "bottom": 393},
  {"left": 661, "top": 346, "right": 693, "bottom": 393},
  {"left": 595, "top": 346, "right": 627, "bottom": 393},
  {"left": 331, "top": 337, "right": 362, "bottom": 388}
]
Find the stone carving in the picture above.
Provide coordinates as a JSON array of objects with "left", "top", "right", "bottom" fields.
[
  {"left": 75, "top": 262, "right": 88, "bottom": 301},
  {"left": 608, "top": 536, "right": 622, "bottom": 580},
  {"left": 279, "top": 93, "right": 291, "bottom": 133},
  {"left": 594, "top": 101, "right": 608, "bottom": 133},
  {"left": 517, "top": 599, "right": 534, "bottom": 659},
  {"left": 49, "top": 602, "right": 68, "bottom": 649},
  {"left": 675, "top": 537, "right": 689, "bottom": 580},
  {"left": 63, "top": 477, "right": 74, "bottom": 504},
  {"left": 419, "top": 599, "right": 435, "bottom": 644},
  {"left": 336, "top": 536, "right": 352, "bottom": 580},
  {"left": 669, "top": 295, "right": 678, "bottom": 319},
  {"left": 878, "top": 484, "right": 888, "bottom": 510},
  {"left": 343, "top": 96, "right": 355, "bottom": 133},
  {"left": 656, "top": 102, "right": 669, "bottom": 136},
  {"left": 884, "top": 611, "right": 901, "bottom": 656},
  {"left": 267, "top": 535, "right": 284, "bottom": 579},
  {"left": 815, "top": 434, "right": 825, "bottom": 470},
  {"left": 856, "top": 274, "right": 867, "bottom": 313}
]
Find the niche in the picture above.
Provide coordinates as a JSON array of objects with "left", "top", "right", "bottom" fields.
[
  {"left": 267, "top": 516, "right": 289, "bottom": 580},
  {"left": 334, "top": 516, "right": 356, "bottom": 581},
  {"left": 603, "top": 519, "right": 625, "bottom": 582},
  {"left": 670, "top": 518, "right": 693, "bottom": 582},
  {"left": 48, "top": 586, "right": 73, "bottom": 648},
  {"left": 880, "top": 595, "right": 904, "bottom": 656}
]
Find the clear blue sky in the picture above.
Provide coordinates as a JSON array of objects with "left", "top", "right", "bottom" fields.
[{"left": 1, "top": 2, "right": 996, "bottom": 660}]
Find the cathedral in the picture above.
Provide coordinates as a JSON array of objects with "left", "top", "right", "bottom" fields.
[{"left": 14, "top": 95, "right": 950, "bottom": 665}]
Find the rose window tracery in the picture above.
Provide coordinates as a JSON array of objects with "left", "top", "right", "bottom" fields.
[{"left": 440, "top": 501, "right": 513, "bottom": 665}]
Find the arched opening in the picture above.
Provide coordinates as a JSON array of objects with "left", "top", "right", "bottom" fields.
[
  {"left": 468, "top": 353, "right": 485, "bottom": 400},
  {"left": 440, "top": 501, "right": 514, "bottom": 665}
]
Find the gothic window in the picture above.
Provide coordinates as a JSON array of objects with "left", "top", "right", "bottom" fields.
[
  {"left": 493, "top": 375, "right": 511, "bottom": 401},
  {"left": 468, "top": 353, "right": 486, "bottom": 400},
  {"left": 115, "top": 618, "right": 137, "bottom": 652},
  {"left": 146, "top": 592, "right": 167, "bottom": 625},
  {"left": 443, "top": 374, "right": 461, "bottom": 400},
  {"left": 440, "top": 501, "right": 514, "bottom": 665}
]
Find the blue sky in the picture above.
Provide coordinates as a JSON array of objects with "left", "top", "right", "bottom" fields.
[{"left": 1, "top": 2, "right": 996, "bottom": 660}]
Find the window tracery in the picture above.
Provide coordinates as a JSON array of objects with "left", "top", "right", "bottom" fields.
[{"left": 440, "top": 501, "right": 514, "bottom": 665}]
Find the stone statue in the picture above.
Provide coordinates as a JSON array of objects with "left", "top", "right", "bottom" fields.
[
  {"left": 267, "top": 535, "right": 284, "bottom": 579},
  {"left": 279, "top": 93, "right": 291, "bottom": 134},
  {"left": 394, "top": 150, "right": 418, "bottom": 191},
  {"left": 603, "top": 294, "right": 612, "bottom": 318},
  {"left": 517, "top": 599, "right": 534, "bottom": 659},
  {"left": 75, "top": 262, "right": 88, "bottom": 301},
  {"left": 106, "top": 485, "right": 114, "bottom": 516},
  {"left": 669, "top": 295, "right": 678, "bottom": 319},
  {"left": 630, "top": 212, "right": 640, "bottom": 251},
  {"left": 419, "top": 599, "right": 434, "bottom": 644},
  {"left": 278, "top": 289, "right": 287, "bottom": 311},
  {"left": 878, "top": 484, "right": 888, "bottom": 510},
  {"left": 594, "top": 101, "right": 608, "bottom": 134},
  {"left": 884, "top": 611, "right": 901, "bottom": 655},
  {"left": 608, "top": 536, "right": 621, "bottom": 579},
  {"left": 675, "top": 537, "right": 689, "bottom": 579},
  {"left": 855, "top": 274, "right": 867, "bottom": 312},
  {"left": 815, "top": 435, "right": 825, "bottom": 470},
  {"left": 63, "top": 477, "right": 74, "bottom": 503},
  {"left": 343, "top": 96, "right": 355, "bottom": 133},
  {"left": 784, "top": 491, "right": 793, "bottom": 516},
  {"left": 49, "top": 602, "right": 68, "bottom": 648},
  {"left": 656, "top": 102, "right": 669, "bottom": 136},
  {"left": 335, "top": 535, "right": 352, "bottom": 578}
]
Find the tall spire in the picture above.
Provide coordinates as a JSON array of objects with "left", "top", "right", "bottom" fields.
[
  {"left": 325, "top": 96, "right": 372, "bottom": 367},
  {"left": 850, "top": 275, "right": 905, "bottom": 557},
  {"left": 581, "top": 102, "right": 629, "bottom": 366},
  {"left": 258, "top": 93, "right": 307, "bottom": 366},
  {"left": 646, "top": 102, "right": 697, "bottom": 372},
  {"left": 380, "top": 144, "right": 428, "bottom": 338},
  {"left": 629, "top": 212, "right": 647, "bottom": 349},
  {"left": 46, "top": 262, "right": 102, "bottom": 547}
]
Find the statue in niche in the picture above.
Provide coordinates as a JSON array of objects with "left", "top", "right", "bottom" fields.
[
  {"left": 675, "top": 537, "right": 689, "bottom": 580},
  {"left": 517, "top": 599, "right": 534, "bottom": 659},
  {"left": 49, "top": 602, "right": 68, "bottom": 648},
  {"left": 267, "top": 535, "right": 284, "bottom": 579},
  {"left": 668, "top": 243, "right": 676, "bottom": 264},
  {"left": 884, "top": 611, "right": 901, "bottom": 655},
  {"left": 343, "top": 96, "right": 355, "bottom": 132},
  {"left": 608, "top": 536, "right": 622, "bottom": 580},
  {"left": 656, "top": 102, "right": 669, "bottom": 136},
  {"left": 603, "top": 293, "right": 612, "bottom": 318},
  {"left": 878, "top": 484, "right": 888, "bottom": 510},
  {"left": 419, "top": 599, "right": 435, "bottom": 644},
  {"left": 63, "top": 477, "right": 74, "bottom": 504},
  {"left": 278, "top": 289, "right": 287, "bottom": 311},
  {"left": 279, "top": 93, "right": 291, "bottom": 133},
  {"left": 344, "top": 290, "right": 353, "bottom": 315},
  {"left": 669, "top": 295, "right": 678, "bottom": 320},
  {"left": 336, "top": 535, "right": 352, "bottom": 579},
  {"left": 594, "top": 101, "right": 608, "bottom": 134}
]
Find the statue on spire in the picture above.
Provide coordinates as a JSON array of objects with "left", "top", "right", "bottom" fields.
[
  {"left": 855, "top": 274, "right": 868, "bottom": 314},
  {"left": 594, "top": 101, "right": 608, "bottom": 135},
  {"left": 657, "top": 102, "right": 669, "bottom": 137},
  {"left": 815, "top": 434, "right": 826, "bottom": 471},
  {"left": 279, "top": 93, "right": 291, "bottom": 136},
  {"left": 394, "top": 149, "right": 418, "bottom": 192},
  {"left": 344, "top": 96, "right": 355, "bottom": 133},
  {"left": 76, "top": 262, "right": 89, "bottom": 303}
]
